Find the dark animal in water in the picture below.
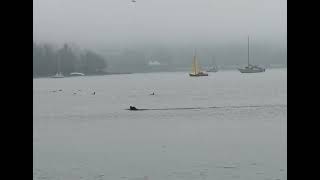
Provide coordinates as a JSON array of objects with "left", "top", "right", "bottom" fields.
[
  {"left": 130, "top": 106, "right": 138, "bottom": 110},
  {"left": 150, "top": 92, "right": 155, "bottom": 95},
  {"left": 92, "top": 92, "right": 95, "bottom": 95}
]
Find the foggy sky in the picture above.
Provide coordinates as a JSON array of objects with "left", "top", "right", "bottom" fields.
[{"left": 33, "top": 0, "right": 287, "bottom": 48}]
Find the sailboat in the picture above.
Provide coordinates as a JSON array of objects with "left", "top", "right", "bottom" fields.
[
  {"left": 189, "top": 49, "right": 208, "bottom": 77},
  {"left": 207, "top": 56, "right": 218, "bottom": 72},
  {"left": 52, "top": 72, "right": 64, "bottom": 78},
  {"left": 238, "top": 36, "right": 265, "bottom": 73},
  {"left": 52, "top": 55, "right": 64, "bottom": 78}
]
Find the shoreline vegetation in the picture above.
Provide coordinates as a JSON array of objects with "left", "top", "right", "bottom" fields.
[
  {"left": 34, "top": 41, "right": 287, "bottom": 78},
  {"left": 33, "top": 42, "right": 107, "bottom": 78}
]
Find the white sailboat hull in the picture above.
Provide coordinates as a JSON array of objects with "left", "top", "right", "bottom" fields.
[
  {"left": 70, "top": 72, "right": 85, "bottom": 76},
  {"left": 52, "top": 75, "right": 64, "bottom": 78},
  {"left": 238, "top": 36, "right": 266, "bottom": 73},
  {"left": 238, "top": 67, "right": 265, "bottom": 73}
]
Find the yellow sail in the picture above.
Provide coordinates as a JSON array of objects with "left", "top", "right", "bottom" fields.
[
  {"left": 189, "top": 48, "right": 208, "bottom": 76},
  {"left": 192, "top": 55, "right": 196, "bottom": 74},
  {"left": 195, "top": 56, "right": 200, "bottom": 74},
  {"left": 192, "top": 48, "right": 200, "bottom": 74}
]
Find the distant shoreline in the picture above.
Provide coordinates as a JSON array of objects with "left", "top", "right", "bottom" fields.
[
  {"left": 33, "top": 72, "right": 133, "bottom": 79},
  {"left": 33, "top": 67, "right": 286, "bottom": 79}
]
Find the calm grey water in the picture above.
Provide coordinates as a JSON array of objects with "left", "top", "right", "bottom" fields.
[{"left": 33, "top": 69, "right": 287, "bottom": 180}]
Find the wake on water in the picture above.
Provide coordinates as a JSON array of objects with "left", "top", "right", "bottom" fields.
[{"left": 127, "top": 104, "right": 286, "bottom": 111}]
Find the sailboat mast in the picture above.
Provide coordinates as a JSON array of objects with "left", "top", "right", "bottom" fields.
[
  {"left": 56, "top": 54, "right": 59, "bottom": 73},
  {"left": 57, "top": 54, "right": 61, "bottom": 73},
  {"left": 212, "top": 56, "right": 215, "bottom": 67},
  {"left": 194, "top": 48, "right": 197, "bottom": 74},
  {"left": 247, "top": 36, "right": 250, "bottom": 66}
]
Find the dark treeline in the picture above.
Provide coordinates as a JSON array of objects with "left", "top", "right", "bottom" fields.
[{"left": 33, "top": 42, "right": 107, "bottom": 77}]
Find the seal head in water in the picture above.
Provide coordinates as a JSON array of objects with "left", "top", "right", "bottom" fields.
[{"left": 130, "top": 106, "right": 138, "bottom": 110}]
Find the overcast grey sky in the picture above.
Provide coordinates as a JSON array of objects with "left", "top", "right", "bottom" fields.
[{"left": 33, "top": 0, "right": 287, "bottom": 48}]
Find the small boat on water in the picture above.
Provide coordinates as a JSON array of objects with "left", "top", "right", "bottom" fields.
[
  {"left": 189, "top": 49, "right": 208, "bottom": 77},
  {"left": 238, "top": 36, "right": 265, "bottom": 73},
  {"left": 52, "top": 72, "right": 64, "bottom": 78},
  {"left": 52, "top": 56, "right": 65, "bottom": 78},
  {"left": 238, "top": 65, "right": 265, "bottom": 73},
  {"left": 70, "top": 72, "right": 85, "bottom": 76},
  {"left": 207, "top": 56, "right": 218, "bottom": 72}
]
